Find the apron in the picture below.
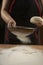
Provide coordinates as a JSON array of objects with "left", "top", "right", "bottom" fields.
[{"left": 9, "top": 0, "right": 40, "bottom": 27}]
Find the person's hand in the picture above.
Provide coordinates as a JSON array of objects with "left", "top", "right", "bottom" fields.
[
  {"left": 30, "top": 16, "right": 43, "bottom": 27},
  {"left": 7, "top": 19, "right": 16, "bottom": 28}
]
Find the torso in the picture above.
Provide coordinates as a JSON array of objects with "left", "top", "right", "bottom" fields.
[{"left": 9, "top": 0, "right": 42, "bottom": 27}]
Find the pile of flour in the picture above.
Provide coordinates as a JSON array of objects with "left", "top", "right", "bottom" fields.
[{"left": 0, "top": 45, "right": 43, "bottom": 65}]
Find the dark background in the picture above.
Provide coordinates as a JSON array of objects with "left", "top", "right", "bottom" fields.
[{"left": 0, "top": 0, "right": 5, "bottom": 43}]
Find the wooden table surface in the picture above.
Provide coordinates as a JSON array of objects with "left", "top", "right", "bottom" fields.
[{"left": 0, "top": 44, "right": 43, "bottom": 50}]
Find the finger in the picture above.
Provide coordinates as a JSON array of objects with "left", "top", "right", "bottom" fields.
[
  {"left": 7, "top": 21, "right": 12, "bottom": 28},
  {"left": 10, "top": 19, "right": 16, "bottom": 27},
  {"left": 12, "top": 22, "right": 16, "bottom": 27}
]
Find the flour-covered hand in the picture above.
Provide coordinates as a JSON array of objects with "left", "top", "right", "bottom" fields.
[
  {"left": 7, "top": 19, "right": 16, "bottom": 28},
  {"left": 30, "top": 16, "right": 43, "bottom": 27}
]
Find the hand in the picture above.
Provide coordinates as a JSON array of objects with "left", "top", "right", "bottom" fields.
[
  {"left": 30, "top": 16, "right": 43, "bottom": 27},
  {"left": 7, "top": 19, "right": 16, "bottom": 28}
]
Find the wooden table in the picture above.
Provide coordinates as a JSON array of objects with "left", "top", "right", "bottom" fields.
[{"left": 0, "top": 44, "right": 43, "bottom": 50}]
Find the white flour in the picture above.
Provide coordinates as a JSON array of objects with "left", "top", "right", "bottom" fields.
[{"left": 0, "top": 45, "right": 43, "bottom": 65}]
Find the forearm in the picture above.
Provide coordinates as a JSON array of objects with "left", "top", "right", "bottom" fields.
[
  {"left": 1, "top": 10, "right": 15, "bottom": 24},
  {"left": 1, "top": 0, "right": 15, "bottom": 24},
  {"left": 41, "top": 0, "right": 43, "bottom": 5}
]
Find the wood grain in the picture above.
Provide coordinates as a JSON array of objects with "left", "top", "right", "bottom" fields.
[{"left": 0, "top": 44, "right": 43, "bottom": 50}]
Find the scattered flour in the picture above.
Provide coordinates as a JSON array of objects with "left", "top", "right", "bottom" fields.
[{"left": 0, "top": 45, "right": 43, "bottom": 65}]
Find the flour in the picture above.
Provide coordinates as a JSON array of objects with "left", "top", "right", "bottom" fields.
[
  {"left": 0, "top": 45, "right": 43, "bottom": 65},
  {"left": 30, "top": 16, "right": 43, "bottom": 25}
]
